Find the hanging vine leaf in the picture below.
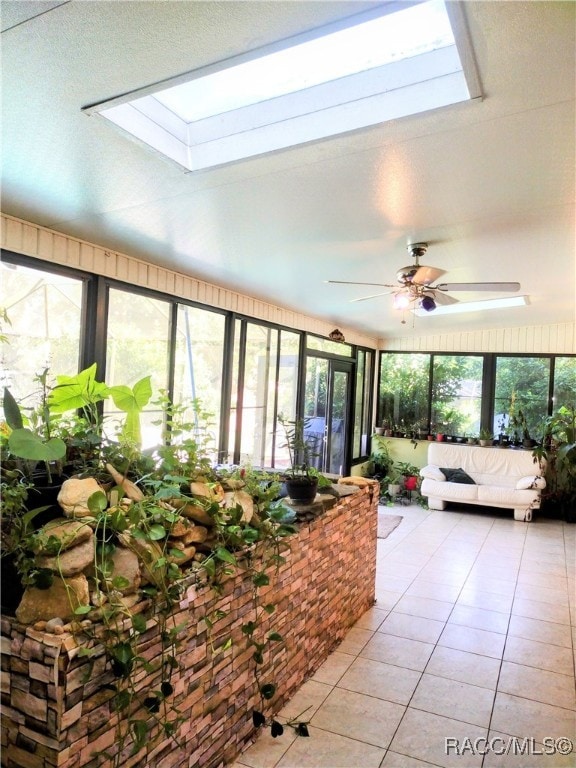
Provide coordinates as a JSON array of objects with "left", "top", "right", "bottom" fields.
[
  {"left": 215, "top": 547, "right": 237, "bottom": 565},
  {"left": 252, "top": 711, "right": 266, "bottom": 728},
  {"left": 131, "top": 614, "right": 147, "bottom": 634},
  {"left": 130, "top": 720, "right": 148, "bottom": 754},
  {"left": 260, "top": 683, "right": 276, "bottom": 700},
  {"left": 252, "top": 572, "right": 269, "bottom": 587},
  {"left": 270, "top": 720, "right": 284, "bottom": 738}
]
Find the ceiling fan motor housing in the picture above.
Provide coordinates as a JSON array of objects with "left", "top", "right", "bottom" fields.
[{"left": 397, "top": 243, "right": 429, "bottom": 285}]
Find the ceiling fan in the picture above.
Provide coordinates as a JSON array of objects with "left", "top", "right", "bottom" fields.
[{"left": 326, "top": 243, "right": 521, "bottom": 313}]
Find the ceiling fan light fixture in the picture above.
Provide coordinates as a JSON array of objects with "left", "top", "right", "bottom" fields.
[
  {"left": 419, "top": 295, "right": 436, "bottom": 312},
  {"left": 393, "top": 292, "right": 411, "bottom": 310}
]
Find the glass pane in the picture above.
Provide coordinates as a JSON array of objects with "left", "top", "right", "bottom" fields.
[
  {"left": 0, "top": 262, "right": 83, "bottom": 402},
  {"left": 173, "top": 305, "right": 226, "bottom": 460},
  {"left": 273, "top": 330, "right": 300, "bottom": 468},
  {"left": 306, "top": 335, "right": 353, "bottom": 356},
  {"left": 353, "top": 351, "right": 365, "bottom": 457},
  {"left": 432, "top": 355, "right": 483, "bottom": 438},
  {"left": 330, "top": 370, "right": 349, "bottom": 474},
  {"left": 304, "top": 356, "right": 329, "bottom": 469},
  {"left": 239, "top": 324, "right": 278, "bottom": 466},
  {"left": 553, "top": 357, "right": 576, "bottom": 411},
  {"left": 362, "top": 350, "right": 374, "bottom": 455},
  {"left": 227, "top": 319, "right": 243, "bottom": 463},
  {"left": 379, "top": 353, "right": 430, "bottom": 434},
  {"left": 106, "top": 288, "right": 171, "bottom": 449},
  {"left": 494, "top": 356, "right": 551, "bottom": 442}
]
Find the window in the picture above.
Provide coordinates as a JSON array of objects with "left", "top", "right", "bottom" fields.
[
  {"left": 0, "top": 260, "right": 84, "bottom": 401},
  {"left": 379, "top": 353, "right": 431, "bottom": 433},
  {"left": 307, "top": 335, "right": 353, "bottom": 357},
  {"left": 353, "top": 348, "right": 374, "bottom": 458},
  {"left": 494, "top": 357, "right": 551, "bottom": 440},
  {"left": 378, "top": 351, "right": 574, "bottom": 445},
  {"left": 553, "top": 357, "right": 576, "bottom": 411},
  {"left": 431, "top": 355, "right": 483, "bottom": 437},
  {"left": 229, "top": 320, "right": 300, "bottom": 467},
  {"left": 105, "top": 288, "right": 171, "bottom": 449},
  {"left": 88, "top": 1, "right": 479, "bottom": 171},
  {"left": 173, "top": 304, "right": 226, "bottom": 458}
]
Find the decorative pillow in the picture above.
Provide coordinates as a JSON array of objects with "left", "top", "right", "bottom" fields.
[
  {"left": 440, "top": 467, "right": 476, "bottom": 484},
  {"left": 420, "top": 465, "right": 446, "bottom": 482},
  {"left": 515, "top": 475, "right": 546, "bottom": 490}
]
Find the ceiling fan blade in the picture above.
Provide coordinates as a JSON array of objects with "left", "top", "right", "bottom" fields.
[
  {"left": 413, "top": 265, "right": 446, "bottom": 285},
  {"left": 436, "top": 281, "right": 521, "bottom": 292},
  {"left": 350, "top": 290, "right": 394, "bottom": 303},
  {"left": 325, "top": 280, "right": 396, "bottom": 288},
  {"left": 431, "top": 291, "right": 459, "bottom": 306}
]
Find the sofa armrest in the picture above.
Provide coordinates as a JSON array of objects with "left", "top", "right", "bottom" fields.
[
  {"left": 515, "top": 475, "right": 546, "bottom": 490},
  {"left": 420, "top": 465, "right": 446, "bottom": 482}
]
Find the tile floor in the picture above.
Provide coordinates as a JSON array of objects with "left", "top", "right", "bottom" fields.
[{"left": 232, "top": 504, "right": 576, "bottom": 768}]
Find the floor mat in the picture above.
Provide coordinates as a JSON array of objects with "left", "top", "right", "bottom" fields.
[{"left": 377, "top": 513, "right": 403, "bottom": 539}]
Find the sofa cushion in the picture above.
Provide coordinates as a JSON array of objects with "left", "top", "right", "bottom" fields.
[
  {"left": 478, "top": 485, "right": 541, "bottom": 508},
  {"left": 515, "top": 475, "right": 546, "bottom": 490},
  {"left": 421, "top": 478, "right": 479, "bottom": 502},
  {"left": 420, "top": 465, "right": 446, "bottom": 482},
  {"left": 440, "top": 467, "right": 476, "bottom": 484}
]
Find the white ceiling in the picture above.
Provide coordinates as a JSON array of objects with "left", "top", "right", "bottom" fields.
[{"left": 1, "top": 0, "right": 574, "bottom": 342}]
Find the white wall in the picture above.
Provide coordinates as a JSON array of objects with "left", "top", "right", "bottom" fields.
[{"left": 381, "top": 324, "right": 575, "bottom": 354}]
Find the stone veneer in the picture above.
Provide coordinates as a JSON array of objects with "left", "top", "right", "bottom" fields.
[{"left": 1, "top": 485, "right": 378, "bottom": 768}]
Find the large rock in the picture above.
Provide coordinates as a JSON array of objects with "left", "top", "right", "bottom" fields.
[
  {"left": 36, "top": 535, "right": 95, "bottom": 576},
  {"left": 118, "top": 533, "right": 166, "bottom": 587},
  {"left": 222, "top": 490, "right": 254, "bottom": 523},
  {"left": 107, "top": 545, "right": 141, "bottom": 594},
  {"left": 15, "top": 574, "right": 90, "bottom": 624},
  {"left": 58, "top": 477, "right": 105, "bottom": 517},
  {"left": 33, "top": 518, "right": 93, "bottom": 553}
]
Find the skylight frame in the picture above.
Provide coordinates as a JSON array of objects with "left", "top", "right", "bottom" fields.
[{"left": 84, "top": 0, "right": 482, "bottom": 172}]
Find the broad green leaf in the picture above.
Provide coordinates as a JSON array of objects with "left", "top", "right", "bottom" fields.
[
  {"left": 48, "top": 364, "right": 109, "bottom": 413},
  {"left": 74, "top": 605, "right": 92, "bottom": 615},
  {"left": 8, "top": 429, "right": 66, "bottom": 462},
  {"left": 3, "top": 387, "right": 23, "bottom": 429}
]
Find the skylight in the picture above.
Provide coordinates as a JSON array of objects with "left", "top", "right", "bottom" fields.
[{"left": 86, "top": 0, "right": 481, "bottom": 172}]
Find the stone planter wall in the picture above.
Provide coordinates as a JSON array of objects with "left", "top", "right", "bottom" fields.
[{"left": 1, "top": 485, "right": 378, "bottom": 768}]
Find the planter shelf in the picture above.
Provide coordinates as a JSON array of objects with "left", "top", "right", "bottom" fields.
[{"left": 0, "top": 485, "right": 378, "bottom": 768}]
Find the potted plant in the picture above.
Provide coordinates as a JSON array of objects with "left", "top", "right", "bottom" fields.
[
  {"left": 382, "top": 466, "right": 403, "bottom": 498},
  {"left": 536, "top": 405, "right": 576, "bottom": 522},
  {"left": 395, "top": 461, "right": 420, "bottom": 493},
  {"left": 479, "top": 428, "right": 493, "bottom": 447},
  {"left": 277, "top": 414, "right": 319, "bottom": 503},
  {"left": 369, "top": 435, "right": 393, "bottom": 479}
]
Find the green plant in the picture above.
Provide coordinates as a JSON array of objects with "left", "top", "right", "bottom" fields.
[
  {"left": 2, "top": 365, "right": 153, "bottom": 482},
  {"left": 3, "top": 371, "right": 67, "bottom": 481},
  {"left": 395, "top": 461, "right": 419, "bottom": 478},
  {"left": 277, "top": 414, "right": 316, "bottom": 480},
  {"left": 479, "top": 428, "right": 493, "bottom": 441},
  {"left": 370, "top": 435, "right": 393, "bottom": 477}
]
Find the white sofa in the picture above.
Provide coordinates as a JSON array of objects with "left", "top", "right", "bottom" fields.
[{"left": 420, "top": 443, "right": 546, "bottom": 522}]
